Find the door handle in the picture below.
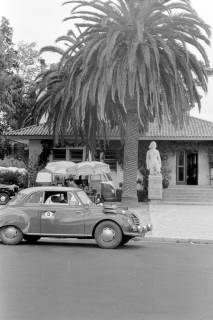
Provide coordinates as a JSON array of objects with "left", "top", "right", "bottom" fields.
[{"left": 41, "top": 210, "right": 56, "bottom": 219}]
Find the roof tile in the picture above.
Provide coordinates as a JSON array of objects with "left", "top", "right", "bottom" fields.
[{"left": 5, "top": 116, "right": 213, "bottom": 140}]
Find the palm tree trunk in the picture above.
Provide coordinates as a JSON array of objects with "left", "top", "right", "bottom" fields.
[{"left": 122, "top": 106, "right": 139, "bottom": 204}]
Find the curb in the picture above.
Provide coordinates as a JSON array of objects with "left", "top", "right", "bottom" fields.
[{"left": 133, "top": 237, "right": 213, "bottom": 245}]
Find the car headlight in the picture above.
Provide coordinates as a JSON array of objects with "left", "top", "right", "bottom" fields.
[
  {"left": 127, "top": 217, "right": 134, "bottom": 226},
  {"left": 142, "top": 225, "right": 147, "bottom": 232},
  {"left": 147, "top": 224, "right": 152, "bottom": 231}
]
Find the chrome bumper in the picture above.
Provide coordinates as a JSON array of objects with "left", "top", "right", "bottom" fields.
[
  {"left": 141, "top": 223, "right": 152, "bottom": 233},
  {"left": 125, "top": 223, "right": 152, "bottom": 237}
]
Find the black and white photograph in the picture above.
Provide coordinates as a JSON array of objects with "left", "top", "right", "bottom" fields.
[{"left": 0, "top": 0, "right": 213, "bottom": 319}]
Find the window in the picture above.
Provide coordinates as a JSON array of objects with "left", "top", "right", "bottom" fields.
[
  {"left": 90, "top": 173, "right": 112, "bottom": 182},
  {"left": 90, "top": 174, "right": 102, "bottom": 181},
  {"left": 68, "top": 192, "right": 80, "bottom": 206},
  {"left": 44, "top": 192, "right": 68, "bottom": 205},
  {"left": 106, "top": 173, "right": 113, "bottom": 181},
  {"left": 25, "top": 192, "right": 44, "bottom": 204},
  {"left": 69, "top": 149, "right": 83, "bottom": 163},
  {"left": 104, "top": 150, "right": 117, "bottom": 171},
  {"left": 76, "top": 190, "right": 93, "bottom": 206},
  {"left": 52, "top": 148, "right": 66, "bottom": 160}
]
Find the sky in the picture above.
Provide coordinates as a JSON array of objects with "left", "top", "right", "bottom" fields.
[{"left": 1, "top": 0, "right": 213, "bottom": 121}]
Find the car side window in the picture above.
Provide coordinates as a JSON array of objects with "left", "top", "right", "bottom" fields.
[
  {"left": 25, "top": 191, "right": 44, "bottom": 205},
  {"left": 68, "top": 192, "right": 80, "bottom": 206},
  {"left": 44, "top": 192, "right": 68, "bottom": 205}
]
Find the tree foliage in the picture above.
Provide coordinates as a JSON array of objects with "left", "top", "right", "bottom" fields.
[
  {"left": 0, "top": 17, "right": 18, "bottom": 114},
  {"left": 0, "top": 17, "right": 42, "bottom": 131},
  {"left": 36, "top": 0, "right": 211, "bottom": 143},
  {"left": 16, "top": 41, "right": 42, "bottom": 86}
]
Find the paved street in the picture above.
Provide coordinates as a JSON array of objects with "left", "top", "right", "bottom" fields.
[{"left": 0, "top": 239, "right": 213, "bottom": 320}]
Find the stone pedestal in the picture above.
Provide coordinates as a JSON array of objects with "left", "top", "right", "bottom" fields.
[{"left": 148, "top": 174, "right": 162, "bottom": 200}]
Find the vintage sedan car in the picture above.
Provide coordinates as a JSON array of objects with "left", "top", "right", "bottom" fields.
[{"left": 0, "top": 186, "right": 152, "bottom": 249}]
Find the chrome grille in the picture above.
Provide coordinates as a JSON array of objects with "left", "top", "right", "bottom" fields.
[{"left": 132, "top": 214, "right": 140, "bottom": 225}]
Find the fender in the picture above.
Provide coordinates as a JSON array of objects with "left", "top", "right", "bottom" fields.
[
  {"left": 0, "top": 208, "right": 30, "bottom": 233},
  {"left": 90, "top": 213, "right": 132, "bottom": 237}
]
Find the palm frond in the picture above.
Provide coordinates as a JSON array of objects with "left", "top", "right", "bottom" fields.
[
  {"left": 39, "top": 46, "right": 65, "bottom": 56},
  {"left": 35, "top": 0, "right": 211, "bottom": 150}
]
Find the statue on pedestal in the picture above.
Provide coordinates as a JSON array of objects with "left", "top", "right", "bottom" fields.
[{"left": 146, "top": 141, "right": 161, "bottom": 175}]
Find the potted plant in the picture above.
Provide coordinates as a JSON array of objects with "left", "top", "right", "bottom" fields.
[
  {"left": 162, "top": 177, "right": 169, "bottom": 188},
  {"left": 161, "top": 161, "right": 171, "bottom": 189}
]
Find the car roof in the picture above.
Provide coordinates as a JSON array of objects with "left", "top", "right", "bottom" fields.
[{"left": 20, "top": 186, "right": 81, "bottom": 195}]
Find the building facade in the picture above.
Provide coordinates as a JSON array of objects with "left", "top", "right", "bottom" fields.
[{"left": 5, "top": 116, "right": 213, "bottom": 190}]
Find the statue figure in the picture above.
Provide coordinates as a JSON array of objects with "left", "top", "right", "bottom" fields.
[{"left": 146, "top": 141, "right": 161, "bottom": 175}]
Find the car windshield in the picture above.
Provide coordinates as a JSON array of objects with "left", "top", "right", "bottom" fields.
[
  {"left": 76, "top": 190, "right": 93, "bottom": 206},
  {"left": 90, "top": 173, "right": 113, "bottom": 182},
  {"left": 7, "top": 191, "right": 27, "bottom": 205},
  {"left": 106, "top": 173, "right": 113, "bottom": 181}
]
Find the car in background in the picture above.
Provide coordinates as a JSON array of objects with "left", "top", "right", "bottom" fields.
[
  {"left": 0, "top": 184, "right": 19, "bottom": 205},
  {"left": 0, "top": 186, "right": 152, "bottom": 249},
  {"left": 89, "top": 173, "right": 117, "bottom": 202}
]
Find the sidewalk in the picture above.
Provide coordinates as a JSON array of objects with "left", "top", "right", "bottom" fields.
[{"left": 130, "top": 202, "right": 213, "bottom": 244}]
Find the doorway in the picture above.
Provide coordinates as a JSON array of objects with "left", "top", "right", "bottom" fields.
[{"left": 176, "top": 151, "right": 198, "bottom": 185}]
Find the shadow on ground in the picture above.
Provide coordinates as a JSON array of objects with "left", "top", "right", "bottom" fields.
[{"left": 0, "top": 238, "right": 146, "bottom": 250}]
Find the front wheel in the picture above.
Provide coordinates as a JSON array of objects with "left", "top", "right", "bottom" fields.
[
  {"left": 94, "top": 221, "right": 122, "bottom": 249},
  {"left": 0, "top": 226, "right": 23, "bottom": 245},
  {"left": 23, "top": 235, "right": 41, "bottom": 243},
  {"left": 0, "top": 192, "right": 10, "bottom": 205}
]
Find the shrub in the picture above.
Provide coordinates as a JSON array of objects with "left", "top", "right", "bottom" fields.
[{"left": 0, "top": 170, "right": 28, "bottom": 187}]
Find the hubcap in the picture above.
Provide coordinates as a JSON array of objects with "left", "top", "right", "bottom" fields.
[
  {"left": 5, "top": 227, "right": 18, "bottom": 239},
  {"left": 101, "top": 227, "right": 115, "bottom": 242},
  {"left": 0, "top": 195, "right": 6, "bottom": 202}
]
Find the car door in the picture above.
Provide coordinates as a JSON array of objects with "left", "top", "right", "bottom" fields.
[
  {"left": 40, "top": 191, "right": 86, "bottom": 236},
  {"left": 22, "top": 190, "right": 44, "bottom": 234}
]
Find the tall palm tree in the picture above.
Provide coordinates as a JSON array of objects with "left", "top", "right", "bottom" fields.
[{"left": 36, "top": 0, "right": 211, "bottom": 203}]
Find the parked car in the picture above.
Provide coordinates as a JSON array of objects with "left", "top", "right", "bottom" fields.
[
  {"left": 0, "top": 184, "right": 19, "bottom": 205},
  {"left": 89, "top": 173, "right": 117, "bottom": 201},
  {"left": 0, "top": 186, "right": 152, "bottom": 249}
]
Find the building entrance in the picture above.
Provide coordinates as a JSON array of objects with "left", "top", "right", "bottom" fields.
[{"left": 176, "top": 151, "right": 198, "bottom": 185}]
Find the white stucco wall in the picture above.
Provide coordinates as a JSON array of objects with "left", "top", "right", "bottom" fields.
[
  {"left": 167, "top": 151, "right": 176, "bottom": 186},
  {"left": 198, "top": 146, "right": 209, "bottom": 186}
]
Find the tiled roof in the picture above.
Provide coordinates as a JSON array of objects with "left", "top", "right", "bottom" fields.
[
  {"left": 5, "top": 116, "right": 213, "bottom": 140},
  {"left": 5, "top": 124, "right": 53, "bottom": 136},
  {"left": 142, "top": 116, "right": 213, "bottom": 140}
]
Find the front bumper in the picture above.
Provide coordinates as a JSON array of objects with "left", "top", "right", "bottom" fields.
[{"left": 124, "top": 223, "right": 152, "bottom": 237}]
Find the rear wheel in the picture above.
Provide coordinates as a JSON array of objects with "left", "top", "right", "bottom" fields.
[
  {"left": 23, "top": 235, "right": 41, "bottom": 243},
  {"left": 94, "top": 221, "right": 122, "bottom": 249},
  {"left": 0, "top": 192, "right": 10, "bottom": 205},
  {"left": 0, "top": 226, "right": 23, "bottom": 245}
]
